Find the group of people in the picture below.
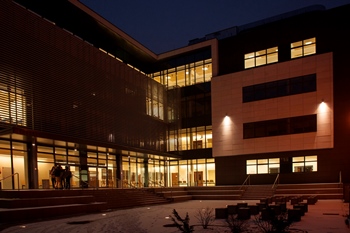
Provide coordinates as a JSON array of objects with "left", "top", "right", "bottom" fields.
[{"left": 50, "top": 164, "right": 72, "bottom": 189}]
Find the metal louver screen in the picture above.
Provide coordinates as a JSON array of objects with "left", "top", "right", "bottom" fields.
[{"left": 0, "top": 0, "right": 167, "bottom": 152}]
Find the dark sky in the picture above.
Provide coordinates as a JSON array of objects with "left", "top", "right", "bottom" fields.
[{"left": 80, "top": 0, "right": 350, "bottom": 54}]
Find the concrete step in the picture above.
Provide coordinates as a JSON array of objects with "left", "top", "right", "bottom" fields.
[
  {"left": 0, "top": 195, "right": 95, "bottom": 208},
  {"left": 167, "top": 195, "right": 192, "bottom": 202},
  {"left": 240, "top": 185, "right": 274, "bottom": 200},
  {"left": 275, "top": 188, "right": 343, "bottom": 194},
  {"left": 192, "top": 194, "right": 241, "bottom": 200},
  {"left": 0, "top": 202, "right": 107, "bottom": 223},
  {"left": 187, "top": 190, "right": 243, "bottom": 195},
  {"left": 159, "top": 191, "right": 189, "bottom": 198}
]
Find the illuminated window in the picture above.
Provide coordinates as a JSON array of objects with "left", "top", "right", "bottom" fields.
[
  {"left": 244, "top": 47, "right": 278, "bottom": 69},
  {"left": 291, "top": 38, "right": 316, "bottom": 59},
  {"left": 169, "top": 126, "right": 212, "bottom": 152},
  {"left": 145, "top": 84, "right": 164, "bottom": 120},
  {"left": 150, "top": 59, "right": 212, "bottom": 88},
  {"left": 246, "top": 158, "right": 280, "bottom": 174},
  {"left": 293, "top": 156, "right": 317, "bottom": 172},
  {"left": 0, "top": 84, "right": 26, "bottom": 126}
]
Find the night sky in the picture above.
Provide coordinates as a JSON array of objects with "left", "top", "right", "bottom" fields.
[{"left": 80, "top": 0, "right": 350, "bottom": 54}]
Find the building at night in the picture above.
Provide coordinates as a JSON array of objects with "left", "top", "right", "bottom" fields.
[{"left": 0, "top": 0, "right": 349, "bottom": 190}]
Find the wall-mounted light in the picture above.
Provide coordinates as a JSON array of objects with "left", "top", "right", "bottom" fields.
[{"left": 321, "top": 98, "right": 324, "bottom": 103}]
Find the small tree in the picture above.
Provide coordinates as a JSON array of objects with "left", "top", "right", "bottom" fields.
[
  {"left": 194, "top": 207, "right": 215, "bottom": 229},
  {"left": 226, "top": 214, "right": 248, "bottom": 233},
  {"left": 169, "top": 209, "right": 194, "bottom": 233}
]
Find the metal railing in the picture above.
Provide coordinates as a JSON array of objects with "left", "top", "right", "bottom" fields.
[
  {"left": 240, "top": 174, "right": 251, "bottom": 190},
  {"left": 72, "top": 174, "right": 97, "bottom": 190},
  {"left": 272, "top": 173, "right": 280, "bottom": 190},
  {"left": 0, "top": 172, "right": 20, "bottom": 190}
]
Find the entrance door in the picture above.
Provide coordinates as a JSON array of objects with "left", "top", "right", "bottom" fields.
[
  {"left": 172, "top": 173, "right": 179, "bottom": 187},
  {"left": 194, "top": 171, "right": 203, "bottom": 186}
]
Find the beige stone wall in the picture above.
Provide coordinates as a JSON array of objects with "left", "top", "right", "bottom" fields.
[{"left": 212, "top": 53, "right": 333, "bottom": 157}]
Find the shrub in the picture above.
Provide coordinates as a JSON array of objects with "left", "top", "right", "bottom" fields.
[
  {"left": 254, "top": 211, "right": 292, "bottom": 233},
  {"left": 226, "top": 214, "right": 248, "bottom": 233},
  {"left": 194, "top": 207, "right": 215, "bottom": 229}
]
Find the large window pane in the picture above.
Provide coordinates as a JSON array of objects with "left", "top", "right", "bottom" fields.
[
  {"left": 37, "top": 153, "right": 54, "bottom": 163},
  {"left": 247, "top": 165, "right": 257, "bottom": 174},
  {"left": 258, "top": 165, "right": 268, "bottom": 174},
  {"left": 177, "top": 66, "right": 186, "bottom": 87},
  {"left": 255, "top": 55, "right": 266, "bottom": 66},
  {"left": 291, "top": 47, "right": 303, "bottom": 58},
  {"left": 267, "top": 53, "right": 278, "bottom": 63}
]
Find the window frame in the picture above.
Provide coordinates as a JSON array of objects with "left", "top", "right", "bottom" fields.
[
  {"left": 291, "top": 37, "right": 316, "bottom": 59},
  {"left": 244, "top": 46, "right": 278, "bottom": 69},
  {"left": 292, "top": 155, "right": 317, "bottom": 172},
  {"left": 246, "top": 158, "right": 280, "bottom": 174}
]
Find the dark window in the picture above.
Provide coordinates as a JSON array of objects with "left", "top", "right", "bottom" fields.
[
  {"left": 243, "top": 114, "right": 317, "bottom": 139},
  {"left": 242, "top": 74, "right": 316, "bottom": 103}
]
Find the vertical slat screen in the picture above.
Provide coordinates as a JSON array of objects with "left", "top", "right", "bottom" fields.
[{"left": 0, "top": 0, "right": 167, "bottom": 152}]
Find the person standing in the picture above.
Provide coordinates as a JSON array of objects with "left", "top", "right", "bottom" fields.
[
  {"left": 54, "top": 164, "right": 63, "bottom": 189},
  {"left": 63, "top": 166, "right": 72, "bottom": 189},
  {"left": 49, "top": 165, "right": 56, "bottom": 189}
]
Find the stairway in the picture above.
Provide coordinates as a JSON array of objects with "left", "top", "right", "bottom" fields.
[
  {"left": 0, "top": 190, "right": 106, "bottom": 224},
  {"left": 0, "top": 188, "right": 170, "bottom": 225},
  {"left": 150, "top": 186, "right": 244, "bottom": 202},
  {"left": 240, "top": 185, "right": 275, "bottom": 200},
  {"left": 274, "top": 183, "right": 343, "bottom": 199}
]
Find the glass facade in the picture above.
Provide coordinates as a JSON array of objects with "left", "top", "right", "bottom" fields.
[
  {"left": 0, "top": 137, "right": 27, "bottom": 189},
  {"left": 120, "top": 151, "right": 215, "bottom": 188},
  {"left": 151, "top": 59, "right": 212, "bottom": 88},
  {"left": 168, "top": 126, "right": 212, "bottom": 151},
  {"left": 168, "top": 158, "right": 215, "bottom": 187},
  {"left": 4, "top": 141, "right": 219, "bottom": 190}
]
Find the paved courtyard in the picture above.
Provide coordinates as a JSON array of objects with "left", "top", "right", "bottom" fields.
[{"left": 1, "top": 199, "right": 349, "bottom": 232}]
